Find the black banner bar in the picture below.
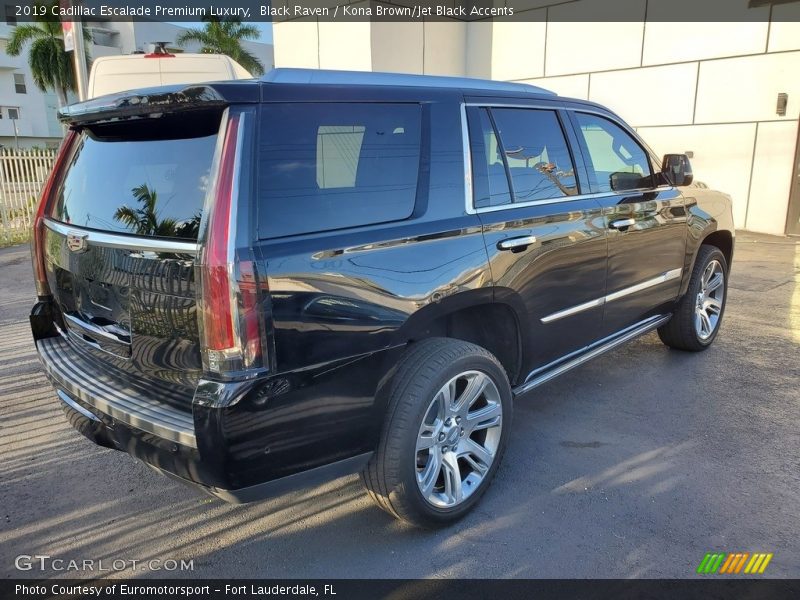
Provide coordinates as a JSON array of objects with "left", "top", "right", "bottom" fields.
[
  {"left": 4, "top": 579, "right": 800, "bottom": 600},
  {"left": 6, "top": 0, "right": 800, "bottom": 23}
]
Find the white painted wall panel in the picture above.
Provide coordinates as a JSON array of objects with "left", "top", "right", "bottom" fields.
[
  {"left": 638, "top": 123, "right": 757, "bottom": 227},
  {"left": 695, "top": 52, "right": 800, "bottom": 124},
  {"left": 318, "top": 21, "right": 372, "bottom": 71},
  {"left": 642, "top": 20, "right": 768, "bottom": 65},
  {"left": 523, "top": 74, "right": 590, "bottom": 99},
  {"left": 768, "top": 3, "right": 800, "bottom": 52},
  {"left": 545, "top": 0, "right": 646, "bottom": 76},
  {"left": 465, "top": 21, "right": 493, "bottom": 79},
  {"left": 490, "top": 16, "right": 546, "bottom": 81},
  {"left": 273, "top": 21, "right": 319, "bottom": 68},
  {"left": 588, "top": 62, "right": 698, "bottom": 126},
  {"left": 371, "top": 21, "right": 423, "bottom": 73},
  {"left": 746, "top": 121, "right": 799, "bottom": 235},
  {"left": 424, "top": 21, "right": 467, "bottom": 76}
]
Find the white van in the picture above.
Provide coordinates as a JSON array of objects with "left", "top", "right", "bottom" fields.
[{"left": 87, "top": 52, "right": 253, "bottom": 98}]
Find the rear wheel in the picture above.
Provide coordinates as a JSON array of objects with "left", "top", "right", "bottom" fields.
[
  {"left": 658, "top": 245, "right": 728, "bottom": 351},
  {"left": 361, "top": 338, "right": 512, "bottom": 528}
]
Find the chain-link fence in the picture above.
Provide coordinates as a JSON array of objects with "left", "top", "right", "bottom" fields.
[{"left": 0, "top": 148, "right": 56, "bottom": 246}]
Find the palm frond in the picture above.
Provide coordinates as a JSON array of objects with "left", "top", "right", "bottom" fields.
[
  {"left": 174, "top": 17, "right": 265, "bottom": 76},
  {"left": 6, "top": 24, "right": 47, "bottom": 56}
]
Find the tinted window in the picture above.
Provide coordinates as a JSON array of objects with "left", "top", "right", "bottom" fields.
[
  {"left": 575, "top": 113, "right": 652, "bottom": 193},
  {"left": 258, "top": 103, "right": 421, "bottom": 238},
  {"left": 469, "top": 108, "right": 511, "bottom": 208},
  {"left": 51, "top": 131, "right": 216, "bottom": 239},
  {"left": 491, "top": 108, "right": 578, "bottom": 202}
]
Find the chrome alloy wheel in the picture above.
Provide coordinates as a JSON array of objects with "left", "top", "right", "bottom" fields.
[
  {"left": 415, "top": 370, "right": 503, "bottom": 508},
  {"left": 695, "top": 259, "right": 725, "bottom": 340}
]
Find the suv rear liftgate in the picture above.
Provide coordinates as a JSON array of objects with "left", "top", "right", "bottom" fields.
[{"left": 30, "top": 83, "right": 280, "bottom": 495}]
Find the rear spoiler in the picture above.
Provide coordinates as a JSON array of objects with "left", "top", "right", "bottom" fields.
[{"left": 58, "top": 82, "right": 259, "bottom": 126}]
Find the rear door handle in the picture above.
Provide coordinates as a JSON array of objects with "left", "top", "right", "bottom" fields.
[
  {"left": 610, "top": 218, "right": 635, "bottom": 230},
  {"left": 497, "top": 235, "right": 537, "bottom": 251}
]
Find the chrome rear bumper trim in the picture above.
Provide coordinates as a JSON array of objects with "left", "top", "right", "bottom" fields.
[
  {"left": 57, "top": 389, "right": 100, "bottom": 422},
  {"left": 37, "top": 336, "right": 197, "bottom": 448}
]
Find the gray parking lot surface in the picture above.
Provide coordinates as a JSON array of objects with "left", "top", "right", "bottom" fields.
[{"left": 1, "top": 233, "right": 798, "bottom": 579}]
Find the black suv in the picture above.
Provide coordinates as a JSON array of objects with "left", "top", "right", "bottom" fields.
[{"left": 31, "top": 69, "right": 734, "bottom": 528}]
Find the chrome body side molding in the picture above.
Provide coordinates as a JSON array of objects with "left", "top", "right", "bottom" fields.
[
  {"left": 513, "top": 314, "right": 672, "bottom": 399},
  {"left": 541, "top": 268, "right": 683, "bottom": 324}
]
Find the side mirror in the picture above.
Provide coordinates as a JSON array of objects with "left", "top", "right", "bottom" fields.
[{"left": 661, "top": 154, "right": 693, "bottom": 187}]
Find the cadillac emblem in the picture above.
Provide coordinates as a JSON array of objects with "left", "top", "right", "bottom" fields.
[{"left": 66, "top": 233, "right": 89, "bottom": 254}]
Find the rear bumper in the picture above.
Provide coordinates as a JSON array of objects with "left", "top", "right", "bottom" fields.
[
  {"left": 38, "top": 335, "right": 196, "bottom": 447},
  {"left": 148, "top": 452, "right": 372, "bottom": 503},
  {"left": 32, "top": 306, "right": 392, "bottom": 501},
  {"left": 51, "top": 383, "right": 372, "bottom": 503}
]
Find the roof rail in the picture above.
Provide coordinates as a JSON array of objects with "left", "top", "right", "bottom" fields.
[{"left": 261, "top": 68, "right": 556, "bottom": 95}]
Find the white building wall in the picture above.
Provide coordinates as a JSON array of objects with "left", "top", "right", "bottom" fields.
[
  {"left": 274, "top": 19, "right": 466, "bottom": 75},
  {"left": 520, "top": 14, "right": 800, "bottom": 235},
  {"left": 0, "top": 23, "right": 63, "bottom": 148}
]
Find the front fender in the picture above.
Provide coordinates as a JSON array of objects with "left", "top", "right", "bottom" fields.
[{"left": 680, "top": 186, "right": 735, "bottom": 295}]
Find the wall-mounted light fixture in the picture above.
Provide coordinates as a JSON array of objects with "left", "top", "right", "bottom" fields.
[{"left": 776, "top": 93, "right": 788, "bottom": 117}]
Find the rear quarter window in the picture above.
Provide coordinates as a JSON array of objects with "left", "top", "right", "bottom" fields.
[{"left": 257, "top": 103, "right": 422, "bottom": 238}]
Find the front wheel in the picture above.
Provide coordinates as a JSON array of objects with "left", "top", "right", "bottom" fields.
[
  {"left": 361, "top": 338, "right": 512, "bottom": 528},
  {"left": 658, "top": 244, "right": 729, "bottom": 351}
]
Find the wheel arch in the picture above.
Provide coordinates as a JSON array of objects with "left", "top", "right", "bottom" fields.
[
  {"left": 700, "top": 229, "right": 734, "bottom": 268},
  {"left": 388, "top": 290, "right": 526, "bottom": 387}
]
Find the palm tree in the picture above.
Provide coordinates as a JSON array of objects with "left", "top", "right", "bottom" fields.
[
  {"left": 176, "top": 16, "right": 264, "bottom": 76},
  {"left": 114, "top": 184, "right": 179, "bottom": 238},
  {"left": 5, "top": 1, "right": 91, "bottom": 107}
]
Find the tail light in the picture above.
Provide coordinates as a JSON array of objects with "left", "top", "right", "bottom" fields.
[
  {"left": 197, "top": 109, "right": 269, "bottom": 378},
  {"left": 31, "top": 130, "right": 77, "bottom": 298}
]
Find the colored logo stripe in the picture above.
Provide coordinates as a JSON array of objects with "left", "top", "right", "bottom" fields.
[
  {"left": 719, "top": 553, "right": 748, "bottom": 574},
  {"left": 697, "top": 553, "right": 725, "bottom": 574},
  {"left": 745, "top": 553, "right": 773, "bottom": 574},
  {"left": 697, "top": 552, "right": 773, "bottom": 575}
]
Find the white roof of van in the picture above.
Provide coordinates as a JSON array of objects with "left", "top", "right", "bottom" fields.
[{"left": 87, "top": 53, "right": 253, "bottom": 98}]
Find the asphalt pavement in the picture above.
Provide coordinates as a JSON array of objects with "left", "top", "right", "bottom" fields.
[{"left": 1, "top": 233, "right": 798, "bottom": 579}]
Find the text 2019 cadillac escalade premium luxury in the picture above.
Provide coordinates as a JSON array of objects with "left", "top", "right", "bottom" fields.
[{"left": 30, "top": 69, "right": 733, "bottom": 528}]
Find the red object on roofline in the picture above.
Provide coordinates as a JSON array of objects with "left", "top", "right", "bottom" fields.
[{"left": 143, "top": 42, "right": 175, "bottom": 58}]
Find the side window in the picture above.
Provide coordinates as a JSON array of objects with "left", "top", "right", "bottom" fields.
[
  {"left": 491, "top": 108, "right": 578, "bottom": 202},
  {"left": 574, "top": 113, "right": 653, "bottom": 193},
  {"left": 468, "top": 107, "right": 512, "bottom": 208},
  {"left": 258, "top": 103, "right": 422, "bottom": 238}
]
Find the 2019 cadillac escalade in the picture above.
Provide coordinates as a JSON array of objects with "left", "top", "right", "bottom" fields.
[{"left": 30, "top": 69, "right": 734, "bottom": 528}]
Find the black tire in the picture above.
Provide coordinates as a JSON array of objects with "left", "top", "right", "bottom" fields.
[
  {"left": 361, "top": 337, "right": 512, "bottom": 528},
  {"left": 658, "top": 245, "right": 729, "bottom": 351}
]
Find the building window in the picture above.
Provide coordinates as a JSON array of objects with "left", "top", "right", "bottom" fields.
[
  {"left": 5, "top": 5, "right": 17, "bottom": 25},
  {"left": 7, "top": 107, "right": 19, "bottom": 120},
  {"left": 13, "top": 73, "right": 26, "bottom": 94}
]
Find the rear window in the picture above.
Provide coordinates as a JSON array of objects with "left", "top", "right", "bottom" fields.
[
  {"left": 258, "top": 103, "right": 422, "bottom": 238},
  {"left": 51, "top": 128, "right": 217, "bottom": 240}
]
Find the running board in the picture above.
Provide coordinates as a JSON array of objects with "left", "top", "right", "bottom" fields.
[{"left": 512, "top": 314, "right": 671, "bottom": 399}]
